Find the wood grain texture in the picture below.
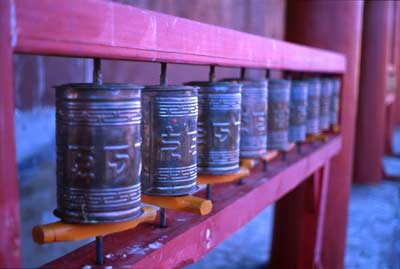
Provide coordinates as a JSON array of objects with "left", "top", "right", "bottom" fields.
[
  {"left": 273, "top": 1, "right": 364, "bottom": 268},
  {"left": 42, "top": 137, "right": 341, "bottom": 269},
  {"left": 0, "top": 0, "right": 22, "bottom": 267},
  {"left": 12, "top": 0, "right": 345, "bottom": 72},
  {"left": 354, "top": 1, "right": 390, "bottom": 183}
]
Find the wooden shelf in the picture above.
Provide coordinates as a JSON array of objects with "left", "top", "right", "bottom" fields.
[
  {"left": 12, "top": 0, "right": 345, "bottom": 72},
  {"left": 42, "top": 136, "right": 341, "bottom": 269}
]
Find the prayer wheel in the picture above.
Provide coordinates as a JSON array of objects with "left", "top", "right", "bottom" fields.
[
  {"left": 306, "top": 78, "right": 321, "bottom": 135},
  {"left": 54, "top": 83, "right": 143, "bottom": 223},
  {"left": 319, "top": 78, "right": 333, "bottom": 131},
  {"left": 330, "top": 78, "right": 341, "bottom": 127},
  {"left": 289, "top": 80, "right": 308, "bottom": 142},
  {"left": 267, "top": 79, "right": 291, "bottom": 150},
  {"left": 141, "top": 85, "right": 198, "bottom": 196},
  {"left": 186, "top": 81, "right": 241, "bottom": 174},
  {"left": 222, "top": 79, "right": 268, "bottom": 158}
]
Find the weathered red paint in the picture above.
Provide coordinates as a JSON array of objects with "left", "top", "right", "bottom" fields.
[
  {"left": 0, "top": 1, "right": 348, "bottom": 267},
  {"left": 12, "top": 0, "right": 345, "bottom": 72},
  {"left": 41, "top": 137, "right": 341, "bottom": 268},
  {"left": 354, "top": 1, "right": 390, "bottom": 184},
  {"left": 275, "top": 1, "right": 364, "bottom": 268},
  {"left": 270, "top": 163, "right": 330, "bottom": 269},
  {"left": 0, "top": 0, "right": 22, "bottom": 268}
]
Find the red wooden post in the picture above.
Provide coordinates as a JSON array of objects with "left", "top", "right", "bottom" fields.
[
  {"left": 271, "top": 1, "right": 363, "bottom": 268},
  {"left": 384, "top": 1, "right": 397, "bottom": 156},
  {"left": 354, "top": 1, "right": 390, "bottom": 183},
  {"left": 270, "top": 163, "right": 330, "bottom": 269},
  {"left": 393, "top": 2, "right": 400, "bottom": 130},
  {"left": 0, "top": 0, "right": 22, "bottom": 267}
]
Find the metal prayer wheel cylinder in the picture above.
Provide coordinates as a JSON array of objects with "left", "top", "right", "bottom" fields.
[
  {"left": 330, "top": 78, "right": 341, "bottom": 126},
  {"left": 54, "top": 83, "right": 143, "bottom": 224},
  {"left": 222, "top": 79, "right": 268, "bottom": 158},
  {"left": 289, "top": 80, "right": 308, "bottom": 143},
  {"left": 267, "top": 79, "right": 290, "bottom": 150},
  {"left": 319, "top": 78, "right": 333, "bottom": 131},
  {"left": 306, "top": 78, "right": 321, "bottom": 135},
  {"left": 186, "top": 81, "right": 242, "bottom": 175},
  {"left": 141, "top": 85, "right": 198, "bottom": 196}
]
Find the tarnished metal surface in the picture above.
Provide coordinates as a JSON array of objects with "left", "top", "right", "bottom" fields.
[
  {"left": 141, "top": 85, "right": 198, "bottom": 196},
  {"left": 54, "top": 83, "right": 143, "bottom": 223},
  {"left": 306, "top": 78, "right": 321, "bottom": 135},
  {"left": 330, "top": 78, "right": 341, "bottom": 126},
  {"left": 289, "top": 80, "right": 308, "bottom": 142},
  {"left": 222, "top": 79, "right": 268, "bottom": 158},
  {"left": 319, "top": 78, "right": 333, "bottom": 131},
  {"left": 186, "top": 81, "right": 241, "bottom": 174},
  {"left": 267, "top": 79, "right": 290, "bottom": 150}
]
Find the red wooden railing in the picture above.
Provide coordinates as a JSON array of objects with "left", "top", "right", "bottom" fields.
[{"left": 0, "top": 0, "right": 346, "bottom": 268}]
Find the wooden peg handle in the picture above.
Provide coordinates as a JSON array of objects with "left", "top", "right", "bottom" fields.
[
  {"left": 260, "top": 151, "right": 278, "bottom": 162},
  {"left": 197, "top": 167, "right": 250, "bottom": 185},
  {"left": 306, "top": 133, "right": 329, "bottom": 143},
  {"left": 32, "top": 206, "right": 156, "bottom": 244},
  {"left": 240, "top": 158, "right": 257, "bottom": 169},
  {"left": 284, "top": 143, "right": 296, "bottom": 152},
  {"left": 141, "top": 195, "right": 212, "bottom": 216},
  {"left": 331, "top": 125, "right": 340, "bottom": 133}
]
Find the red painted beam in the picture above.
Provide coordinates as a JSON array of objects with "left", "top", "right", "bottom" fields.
[
  {"left": 276, "top": 1, "right": 364, "bottom": 268},
  {"left": 42, "top": 136, "right": 341, "bottom": 269},
  {"left": 12, "top": 0, "right": 345, "bottom": 72},
  {"left": 354, "top": 1, "right": 390, "bottom": 184},
  {"left": 0, "top": 0, "right": 22, "bottom": 267}
]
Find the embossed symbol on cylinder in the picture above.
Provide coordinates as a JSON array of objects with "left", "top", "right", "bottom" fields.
[
  {"left": 289, "top": 80, "right": 308, "bottom": 142},
  {"left": 306, "top": 78, "right": 321, "bottom": 135},
  {"left": 141, "top": 85, "right": 198, "bottom": 196},
  {"left": 186, "top": 81, "right": 241, "bottom": 175},
  {"left": 54, "top": 83, "right": 143, "bottom": 223},
  {"left": 267, "top": 79, "right": 290, "bottom": 150}
]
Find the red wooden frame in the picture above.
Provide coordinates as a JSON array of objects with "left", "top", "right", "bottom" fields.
[
  {"left": 12, "top": 0, "right": 345, "bottom": 72},
  {"left": 283, "top": 1, "right": 363, "bottom": 268},
  {"left": 354, "top": 1, "right": 390, "bottom": 184},
  {"left": 44, "top": 137, "right": 341, "bottom": 269},
  {"left": 0, "top": 0, "right": 346, "bottom": 268}
]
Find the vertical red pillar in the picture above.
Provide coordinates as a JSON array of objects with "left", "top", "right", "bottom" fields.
[
  {"left": 0, "top": 0, "right": 22, "bottom": 267},
  {"left": 383, "top": 1, "right": 397, "bottom": 156},
  {"left": 270, "top": 1, "right": 363, "bottom": 268},
  {"left": 393, "top": 3, "right": 400, "bottom": 129},
  {"left": 354, "top": 1, "right": 390, "bottom": 183}
]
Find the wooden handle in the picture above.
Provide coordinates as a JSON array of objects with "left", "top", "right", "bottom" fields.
[
  {"left": 197, "top": 167, "right": 250, "bottom": 185},
  {"left": 260, "top": 151, "right": 278, "bottom": 162},
  {"left": 32, "top": 206, "right": 156, "bottom": 244},
  {"left": 307, "top": 133, "right": 329, "bottom": 143},
  {"left": 142, "top": 195, "right": 212, "bottom": 216},
  {"left": 331, "top": 125, "right": 340, "bottom": 133},
  {"left": 240, "top": 158, "right": 257, "bottom": 169},
  {"left": 284, "top": 143, "right": 296, "bottom": 152}
]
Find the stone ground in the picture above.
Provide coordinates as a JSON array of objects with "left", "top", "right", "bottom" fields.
[{"left": 18, "top": 129, "right": 400, "bottom": 268}]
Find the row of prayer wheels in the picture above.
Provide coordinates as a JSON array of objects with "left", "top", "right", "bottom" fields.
[{"left": 54, "top": 64, "right": 341, "bottom": 224}]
